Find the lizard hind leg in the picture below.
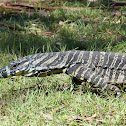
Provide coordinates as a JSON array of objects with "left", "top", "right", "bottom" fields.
[
  {"left": 85, "top": 71, "right": 122, "bottom": 97},
  {"left": 66, "top": 65, "right": 122, "bottom": 97},
  {"left": 105, "top": 83, "right": 122, "bottom": 97}
]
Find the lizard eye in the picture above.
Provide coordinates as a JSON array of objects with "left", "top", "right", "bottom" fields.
[
  {"left": 13, "top": 64, "right": 17, "bottom": 68},
  {"left": 11, "top": 63, "right": 20, "bottom": 69}
]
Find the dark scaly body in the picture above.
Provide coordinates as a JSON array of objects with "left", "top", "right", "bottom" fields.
[{"left": 0, "top": 51, "right": 126, "bottom": 96}]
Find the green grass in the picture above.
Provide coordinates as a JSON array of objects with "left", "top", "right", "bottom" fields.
[
  {"left": 0, "top": 0, "right": 126, "bottom": 125},
  {"left": 0, "top": 76, "right": 126, "bottom": 125}
]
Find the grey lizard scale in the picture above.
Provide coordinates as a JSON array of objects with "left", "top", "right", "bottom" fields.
[{"left": 0, "top": 50, "right": 126, "bottom": 96}]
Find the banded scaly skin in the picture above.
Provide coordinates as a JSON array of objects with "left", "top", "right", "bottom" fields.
[{"left": 0, "top": 51, "right": 126, "bottom": 96}]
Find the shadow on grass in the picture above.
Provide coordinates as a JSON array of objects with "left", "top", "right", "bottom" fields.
[{"left": 1, "top": 10, "right": 124, "bottom": 54}]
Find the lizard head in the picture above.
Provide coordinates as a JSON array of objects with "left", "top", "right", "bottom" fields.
[{"left": 0, "top": 57, "right": 30, "bottom": 78}]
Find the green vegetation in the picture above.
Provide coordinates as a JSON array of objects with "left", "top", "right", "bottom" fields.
[{"left": 0, "top": 0, "right": 126, "bottom": 125}]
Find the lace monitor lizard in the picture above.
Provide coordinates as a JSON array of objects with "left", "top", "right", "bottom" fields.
[{"left": 0, "top": 50, "right": 126, "bottom": 96}]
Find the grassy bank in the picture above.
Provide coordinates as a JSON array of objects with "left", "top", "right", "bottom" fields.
[{"left": 0, "top": 0, "right": 126, "bottom": 125}]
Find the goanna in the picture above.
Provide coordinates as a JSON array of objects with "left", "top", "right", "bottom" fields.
[{"left": 0, "top": 50, "right": 126, "bottom": 96}]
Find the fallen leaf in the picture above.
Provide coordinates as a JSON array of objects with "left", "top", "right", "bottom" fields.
[
  {"left": 21, "top": 93, "right": 26, "bottom": 100},
  {"left": 112, "top": 20, "right": 121, "bottom": 24},
  {"left": 66, "top": 117, "right": 76, "bottom": 121},
  {"left": 106, "top": 30, "right": 114, "bottom": 35},
  {"left": 66, "top": 117, "right": 82, "bottom": 122},
  {"left": 42, "top": 32, "right": 53, "bottom": 36},
  {"left": 30, "top": 18, "right": 40, "bottom": 23},
  {"left": 43, "top": 113, "right": 52, "bottom": 120},
  {"left": 84, "top": 113, "right": 97, "bottom": 121},
  {"left": 59, "top": 21, "right": 64, "bottom": 26},
  {"left": 52, "top": 106, "right": 65, "bottom": 111}
]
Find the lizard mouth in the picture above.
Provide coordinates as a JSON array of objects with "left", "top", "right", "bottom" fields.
[{"left": 0, "top": 67, "right": 7, "bottom": 78}]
